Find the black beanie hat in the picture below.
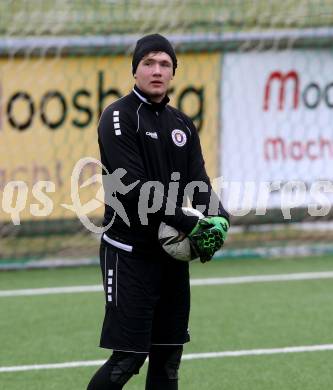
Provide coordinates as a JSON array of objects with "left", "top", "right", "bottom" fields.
[{"left": 132, "top": 34, "right": 177, "bottom": 75}]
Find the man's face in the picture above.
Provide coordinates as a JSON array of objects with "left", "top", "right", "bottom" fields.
[{"left": 134, "top": 51, "right": 173, "bottom": 102}]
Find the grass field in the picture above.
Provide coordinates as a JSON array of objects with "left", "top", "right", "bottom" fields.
[{"left": 1, "top": 256, "right": 333, "bottom": 389}]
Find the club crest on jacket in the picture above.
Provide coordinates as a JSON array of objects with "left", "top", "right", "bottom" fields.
[{"left": 171, "top": 129, "right": 187, "bottom": 147}]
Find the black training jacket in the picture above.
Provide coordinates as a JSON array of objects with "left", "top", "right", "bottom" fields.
[{"left": 98, "top": 85, "right": 229, "bottom": 254}]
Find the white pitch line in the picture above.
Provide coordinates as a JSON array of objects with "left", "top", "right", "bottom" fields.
[
  {"left": 182, "top": 344, "right": 333, "bottom": 359},
  {"left": 189, "top": 271, "right": 333, "bottom": 286},
  {"left": 0, "top": 285, "right": 103, "bottom": 297},
  {"left": 1, "top": 344, "right": 333, "bottom": 373},
  {"left": 1, "top": 271, "right": 333, "bottom": 298}
]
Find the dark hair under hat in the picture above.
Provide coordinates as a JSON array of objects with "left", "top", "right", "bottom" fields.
[{"left": 132, "top": 33, "right": 177, "bottom": 75}]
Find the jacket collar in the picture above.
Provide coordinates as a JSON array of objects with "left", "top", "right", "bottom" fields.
[{"left": 132, "top": 85, "right": 170, "bottom": 111}]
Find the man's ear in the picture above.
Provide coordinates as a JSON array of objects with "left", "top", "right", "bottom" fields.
[{"left": 134, "top": 74, "right": 137, "bottom": 78}]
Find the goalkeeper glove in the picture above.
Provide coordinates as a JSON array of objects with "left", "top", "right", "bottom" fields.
[
  {"left": 189, "top": 216, "right": 229, "bottom": 263},
  {"left": 203, "top": 216, "right": 229, "bottom": 242}
]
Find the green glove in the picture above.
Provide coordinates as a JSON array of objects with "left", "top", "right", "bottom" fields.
[
  {"left": 189, "top": 217, "right": 229, "bottom": 263},
  {"left": 204, "top": 216, "right": 229, "bottom": 242}
]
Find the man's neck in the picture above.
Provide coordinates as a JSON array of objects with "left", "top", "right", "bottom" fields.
[
  {"left": 133, "top": 85, "right": 170, "bottom": 109},
  {"left": 150, "top": 95, "right": 164, "bottom": 103},
  {"left": 134, "top": 84, "right": 165, "bottom": 103}
]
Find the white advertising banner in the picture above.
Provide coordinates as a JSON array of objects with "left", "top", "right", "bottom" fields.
[{"left": 221, "top": 50, "right": 333, "bottom": 214}]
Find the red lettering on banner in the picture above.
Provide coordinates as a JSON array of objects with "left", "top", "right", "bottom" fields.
[
  {"left": 263, "top": 71, "right": 299, "bottom": 111},
  {"left": 289, "top": 141, "right": 303, "bottom": 160},
  {"left": 305, "top": 140, "right": 317, "bottom": 160},
  {"left": 264, "top": 136, "right": 333, "bottom": 161},
  {"left": 0, "top": 160, "right": 64, "bottom": 190},
  {"left": 264, "top": 137, "right": 286, "bottom": 160},
  {"left": 320, "top": 138, "right": 333, "bottom": 158}
]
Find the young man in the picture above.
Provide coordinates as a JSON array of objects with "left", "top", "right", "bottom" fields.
[{"left": 87, "top": 34, "right": 229, "bottom": 390}]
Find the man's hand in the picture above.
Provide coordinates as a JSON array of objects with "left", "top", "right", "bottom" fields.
[
  {"left": 204, "top": 216, "right": 229, "bottom": 242},
  {"left": 189, "top": 216, "right": 229, "bottom": 263}
]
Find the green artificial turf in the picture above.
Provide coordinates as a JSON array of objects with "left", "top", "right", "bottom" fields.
[{"left": 1, "top": 256, "right": 333, "bottom": 389}]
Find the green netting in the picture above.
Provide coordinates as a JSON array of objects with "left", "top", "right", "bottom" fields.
[{"left": 0, "top": 0, "right": 333, "bottom": 36}]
